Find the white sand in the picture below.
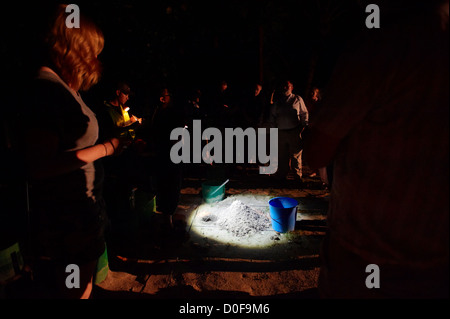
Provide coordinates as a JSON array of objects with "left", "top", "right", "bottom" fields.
[{"left": 216, "top": 199, "right": 271, "bottom": 237}]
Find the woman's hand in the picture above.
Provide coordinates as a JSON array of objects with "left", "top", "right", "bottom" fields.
[
  {"left": 105, "top": 136, "right": 131, "bottom": 156},
  {"left": 131, "top": 115, "right": 142, "bottom": 124}
]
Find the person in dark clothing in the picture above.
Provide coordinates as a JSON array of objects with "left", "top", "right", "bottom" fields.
[
  {"left": 183, "top": 88, "right": 206, "bottom": 125},
  {"left": 304, "top": 0, "right": 449, "bottom": 298},
  {"left": 242, "top": 83, "right": 267, "bottom": 128},
  {"left": 148, "top": 88, "right": 184, "bottom": 236},
  {"left": 96, "top": 82, "right": 148, "bottom": 225},
  {"left": 305, "top": 87, "right": 322, "bottom": 118},
  {"left": 209, "top": 80, "right": 238, "bottom": 128}
]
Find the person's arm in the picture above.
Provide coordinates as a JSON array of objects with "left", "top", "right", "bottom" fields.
[
  {"left": 299, "top": 97, "right": 308, "bottom": 125},
  {"left": 130, "top": 115, "right": 143, "bottom": 124},
  {"left": 296, "top": 96, "right": 309, "bottom": 134},
  {"left": 24, "top": 128, "right": 122, "bottom": 180}
]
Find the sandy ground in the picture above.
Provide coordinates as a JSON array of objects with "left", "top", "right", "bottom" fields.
[
  {"left": 93, "top": 164, "right": 330, "bottom": 300},
  {"left": 2, "top": 164, "right": 329, "bottom": 307}
]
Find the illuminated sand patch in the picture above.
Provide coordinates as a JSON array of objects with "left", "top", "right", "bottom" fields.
[{"left": 190, "top": 195, "right": 294, "bottom": 248}]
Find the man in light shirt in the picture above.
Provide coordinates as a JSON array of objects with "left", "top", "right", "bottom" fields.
[{"left": 270, "top": 80, "right": 309, "bottom": 181}]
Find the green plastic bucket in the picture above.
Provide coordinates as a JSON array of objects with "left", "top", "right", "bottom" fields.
[
  {"left": 94, "top": 245, "right": 109, "bottom": 284},
  {"left": 130, "top": 189, "right": 156, "bottom": 227},
  {"left": 202, "top": 180, "right": 225, "bottom": 203},
  {"left": 0, "top": 242, "right": 23, "bottom": 284}
]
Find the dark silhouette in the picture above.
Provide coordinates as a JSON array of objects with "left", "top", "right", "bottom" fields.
[
  {"left": 148, "top": 88, "right": 184, "bottom": 238},
  {"left": 19, "top": 4, "right": 126, "bottom": 299},
  {"left": 304, "top": 0, "right": 449, "bottom": 298}
]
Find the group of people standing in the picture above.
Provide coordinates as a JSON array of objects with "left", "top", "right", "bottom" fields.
[
  {"left": 95, "top": 77, "right": 318, "bottom": 235},
  {"left": 99, "top": 75, "right": 321, "bottom": 186},
  {"left": 153, "top": 79, "right": 319, "bottom": 180}
]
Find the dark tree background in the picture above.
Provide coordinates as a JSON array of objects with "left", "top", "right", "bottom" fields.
[{"left": 2, "top": 0, "right": 366, "bottom": 108}]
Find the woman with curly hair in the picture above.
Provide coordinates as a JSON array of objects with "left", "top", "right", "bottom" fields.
[{"left": 21, "top": 4, "right": 125, "bottom": 298}]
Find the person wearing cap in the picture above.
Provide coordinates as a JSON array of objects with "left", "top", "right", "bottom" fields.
[
  {"left": 97, "top": 82, "right": 148, "bottom": 229},
  {"left": 103, "top": 82, "right": 142, "bottom": 130}
]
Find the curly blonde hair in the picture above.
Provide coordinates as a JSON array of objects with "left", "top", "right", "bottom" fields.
[{"left": 45, "top": 4, "right": 104, "bottom": 91}]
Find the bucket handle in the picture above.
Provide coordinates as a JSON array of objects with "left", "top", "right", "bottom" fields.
[{"left": 208, "top": 179, "right": 229, "bottom": 196}]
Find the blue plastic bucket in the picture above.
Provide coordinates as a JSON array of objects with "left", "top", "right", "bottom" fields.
[{"left": 268, "top": 197, "right": 298, "bottom": 233}]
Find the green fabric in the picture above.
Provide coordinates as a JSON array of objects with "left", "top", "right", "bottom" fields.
[
  {"left": 0, "top": 242, "right": 23, "bottom": 283},
  {"left": 104, "top": 101, "right": 126, "bottom": 127},
  {"left": 94, "top": 244, "right": 109, "bottom": 284}
]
